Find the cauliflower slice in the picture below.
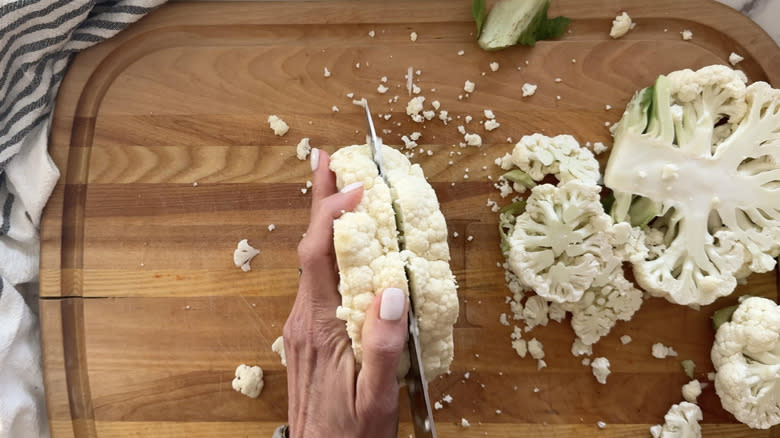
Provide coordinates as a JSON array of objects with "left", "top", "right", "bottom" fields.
[
  {"left": 331, "top": 144, "right": 458, "bottom": 380},
  {"left": 330, "top": 146, "right": 411, "bottom": 378},
  {"left": 650, "top": 402, "right": 702, "bottom": 438},
  {"left": 711, "top": 297, "right": 780, "bottom": 429},
  {"left": 605, "top": 65, "right": 780, "bottom": 305},
  {"left": 506, "top": 134, "right": 600, "bottom": 185},
  {"left": 505, "top": 180, "right": 613, "bottom": 303},
  {"left": 232, "top": 364, "right": 264, "bottom": 398}
]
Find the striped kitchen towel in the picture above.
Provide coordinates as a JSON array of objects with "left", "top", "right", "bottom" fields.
[{"left": 0, "top": 2, "right": 165, "bottom": 437}]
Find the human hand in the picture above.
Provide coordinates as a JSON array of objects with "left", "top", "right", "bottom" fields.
[{"left": 283, "top": 149, "right": 409, "bottom": 438}]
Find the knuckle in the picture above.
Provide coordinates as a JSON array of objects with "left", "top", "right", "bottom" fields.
[{"left": 363, "top": 335, "right": 405, "bottom": 361}]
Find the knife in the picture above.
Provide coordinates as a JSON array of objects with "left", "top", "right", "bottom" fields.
[{"left": 362, "top": 101, "right": 438, "bottom": 438}]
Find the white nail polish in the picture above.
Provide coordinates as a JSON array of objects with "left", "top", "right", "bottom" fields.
[
  {"left": 310, "top": 148, "right": 320, "bottom": 172},
  {"left": 340, "top": 181, "right": 363, "bottom": 193},
  {"left": 380, "top": 288, "right": 405, "bottom": 321}
]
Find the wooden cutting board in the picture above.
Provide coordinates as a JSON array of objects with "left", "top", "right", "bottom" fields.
[{"left": 40, "top": 1, "right": 780, "bottom": 436}]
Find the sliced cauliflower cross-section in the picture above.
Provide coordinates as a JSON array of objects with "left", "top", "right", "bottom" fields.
[
  {"left": 605, "top": 65, "right": 780, "bottom": 306},
  {"left": 505, "top": 180, "right": 613, "bottom": 303},
  {"left": 711, "top": 297, "right": 780, "bottom": 429}
]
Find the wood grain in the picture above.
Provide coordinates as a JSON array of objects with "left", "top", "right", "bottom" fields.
[{"left": 40, "top": 0, "right": 780, "bottom": 437}]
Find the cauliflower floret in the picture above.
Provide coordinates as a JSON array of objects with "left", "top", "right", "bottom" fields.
[
  {"left": 652, "top": 343, "right": 679, "bottom": 359},
  {"left": 510, "top": 134, "right": 600, "bottom": 185},
  {"left": 505, "top": 181, "right": 613, "bottom": 303},
  {"left": 521, "top": 295, "right": 549, "bottom": 331},
  {"left": 464, "top": 133, "right": 482, "bottom": 147},
  {"left": 406, "top": 96, "right": 426, "bottom": 123},
  {"left": 711, "top": 297, "right": 780, "bottom": 429},
  {"left": 232, "top": 364, "right": 264, "bottom": 398},
  {"left": 682, "top": 379, "right": 702, "bottom": 403},
  {"left": 650, "top": 402, "right": 702, "bottom": 438},
  {"left": 521, "top": 83, "right": 537, "bottom": 97},
  {"left": 591, "top": 357, "right": 611, "bottom": 384},
  {"left": 527, "top": 338, "right": 544, "bottom": 359},
  {"left": 609, "top": 12, "right": 633, "bottom": 39},
  {"left": 728, "top": 52, "right": 744, "bottom": 66},
  {"left": 267, "top": 115, "right": 289, "bottom": 136},
  {"left": 605, "top": 65, "right": 780, "bottom": 306},
  {"left": 233, "top": 239, "right": 259, "bottom": 272}
]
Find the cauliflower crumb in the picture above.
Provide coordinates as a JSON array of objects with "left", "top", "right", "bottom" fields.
[
  {"left": 271, "top": 336, "right": 286, "bottom": 366},
  {"left": 460, "top": 418, "right": 470, "bottom": 428},
  {"left": 465, "top": 115, "right": 473, "bottom": 123},
  {"left": 484, "top": 109, "right": 496, "bottom": 119},
  {"left": 410, "top": 132, "right": 422, "bottom": 141},
  {"left": 267, "top": 115, "right": 289, "bottom": 136},
  {"left": 401, "top": 135, "right": 417, "bottom": 149},
  {"left": 412, "top": 84, "right": 421, "bottom": 94},
  {"left": 296, "top": 138, "right": 311, "bottom": 160},
  {"left": 323, "top": 67, "right": 331, "bottom": 77},
  {"left": 232, "top": 364, "right": 264, "bottom": 398},
  {"left": 521, "top": 83, "right": 537, "bottom": 97},
  {"left": 434, "top": 401, "right": 443, "bottom": 410},
  {"left": 423, "top": 110, "right": 435, "bottom": 120},
  {"left": 406, "top": 96, "right": 425, "bottom": 122},
  {"left": 597, "top": 421, "right": 607, "bottom": 429},
  {"left": 591, "top": 357, "right": 611, "bottom": 384},
  {"left": 485, "top": 120, "right": 500, "bottom": 131},
  {"left": 681, "top": 29, "right": 693, "bottom": 40},
  {"left": 619, "top": 335, "right": 632, "bottom": 345},
  {"left": 233, "top": 239, "right": 259, "bottom": 272},
  {"left": 554, "top": 77, "right": 563, "bottom": 83},
  {"left": 410, "top": 31, "right": 418, "bottom": 42},
  {"left": 571, "top": 338, "right": 593, "bottom": 357},
  {"left": 682, "top": 379, "right": 702, "bottom": 403},
  {"left": 728, "top": 52, "right": 744, "bottom": 66},
  {"left": 489, "top": 61, "right": 500, "bottom": 72},
  {"left": 368, "top": 29, "right": 375, "bottom": 38},
  {"left": 528, "top": 338, "right": 545, "bottom": 359},
  {"left": 464, "top": 80, "right": 476, "bottom": 93},
  {"left": 442, "top": 394, "right": 453, "bottom": 403},
  {"left": 377, "top": 84, "right": 389, "bottom": 94},
  {"left": 457, "top": 125, "right": 466, "bottom": 135},
  {"left": 610, "top": 12, "right": 633, "bottom": 39},
  {"left": 499, "top": 313, "right": 510, "bottom": 326},
  {"left": 457, "top": 49, "right": 465, "bottom": 56},
  {"left": 331, "top": 105, "right": 339, "bottom": 112},
  {"left": 267, "top": 224, "right": 276, "bottom": 232},
  {"left": 592, "top": 141, "right": 608, "bottom": 155},
  {"left": 652, "top": 343, "right": 678, "bottom": 359},
  {"left": 464, "top": 133, "right": 482, "bottom": 147}
]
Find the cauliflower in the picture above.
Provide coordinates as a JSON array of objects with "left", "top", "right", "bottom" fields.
[
  {"left": 271, "top": 336, "right": 286, "bottom": 366},
  {"left": 652, "top": 343, "right": 679, "bottom": 359},
  {"left": 605, "top": 65, "right": 780, "bottom": 306},
  {"left": 296, "top": 138, "right": 311, "bottom": 160},
  {"left": 330, "top": 146, "right": 410, "bottom": 377},
  {"left": 233, "top": 239, "right": 259, "bottom": 272},
  {"left": 590, "top": 357, "right": 611, "bottom": 384},
  {"left": 682, "top": 379, "right": 702, "bottom": 403},
  {"left": 609, "top": 12, "right": 633, "bottom": 39},
  {"left": 711, "top": 297, "right": 780, "bottom": 429},
  {"left": 331, "top": 144, "right": 458, "bottom": 380},
  {"left": 267, "top": 115, "right": 289, "bottom": 136},
  {"left": 232, "top": 364, "right": 264, "bottom": 398},
  {"left": 650, "top": 402, "right": 702, "bottom": 438},
  {"left": 501, "top": 134, "right": 600, "bottom": 185},
  {"left": 521, "top": 83, "right": 537, "bottom": 97}
]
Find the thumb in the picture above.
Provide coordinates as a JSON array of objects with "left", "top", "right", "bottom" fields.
[{"left": 355, "top": 288, "right": 409, "bottom": 416}]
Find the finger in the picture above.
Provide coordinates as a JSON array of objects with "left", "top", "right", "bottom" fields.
[
  {"left": 310, "top": 149, "right": 336, "bottom": 214},
  {"left": 355, "top": 288, "right": 408, "bottom": 417}
]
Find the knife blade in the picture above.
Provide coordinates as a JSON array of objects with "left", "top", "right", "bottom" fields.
[{"left": 362, "top": 101, "right": 437, "bottom": 438}]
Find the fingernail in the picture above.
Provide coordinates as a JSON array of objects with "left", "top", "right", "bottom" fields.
[
  {"left": 340, "top": 182, "right": 363, "bottom": 193},
  {"left": 310, "top": 148, "right": 320, "bottom": 172},
  {"left": 380, "top": 288, "right": 405, "bottom": 321}
]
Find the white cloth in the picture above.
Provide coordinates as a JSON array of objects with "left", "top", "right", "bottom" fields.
[{"left": 0, "top": 2, "right": 166, "bottom": 437}]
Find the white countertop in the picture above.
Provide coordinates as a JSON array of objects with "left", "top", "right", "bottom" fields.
[{"left": 717, "top": 0, "right": 780, "bottom": 45}]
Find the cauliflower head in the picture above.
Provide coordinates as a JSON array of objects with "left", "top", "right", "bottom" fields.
[
  {"left": 505, "top": 180, "right": 614, "bottom": 303},
  {"left": 331, "top": 144, "right": 458, "bottom": 380},
  {"left": 605, "top": 65, "right": 780, "bottom": 306},
  {"left": 649, "top": 401, "right": 702, "bottom": 438},
  {"left": 711, "top": 296, "right": 780, "bottom": 429}
]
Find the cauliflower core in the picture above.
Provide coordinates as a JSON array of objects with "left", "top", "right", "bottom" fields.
[
  {"left": 330, "top": 144, "right": 458, "bottom": 380},
  {"left": 232, "top": 364, "right": 264, "bottom": 398},
  {"left": 712, "top": 297, "right": 780, "bottom": 429},
  {"left": 605, "top": 65, "right": 780, "bottom": 305}
]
